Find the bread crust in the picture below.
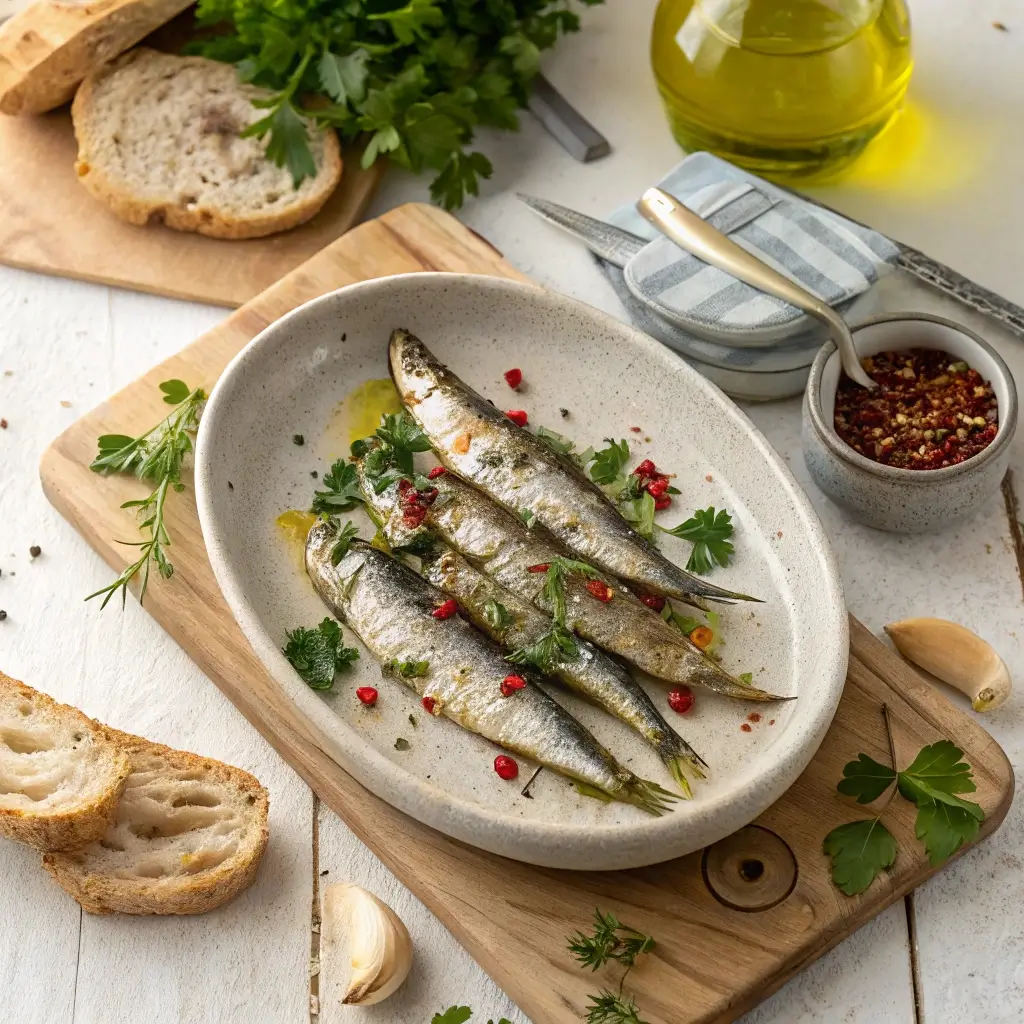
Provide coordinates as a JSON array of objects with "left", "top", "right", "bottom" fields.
[
  {"left": 71, "top": 49, "right": 343, "bottom": 240},
  {"left": 0, "top": 672, "right": 131, "bottom": 852},
  {"left": 42, "top": 727, "right": 270, "bottom": 915},
  {"left": 0, "top": 0, "right": 195, "bottom": 115}
]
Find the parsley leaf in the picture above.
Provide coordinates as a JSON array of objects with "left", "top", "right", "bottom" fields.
[
  {"left": 318, "top": 48, "right": 368, "bottom": 107},
  {"left": 431, "top": 1008, "right": 473, "bottom": 1024},
  {"left": 896, "top": 740, "right": 979, "bottom": 803},
  {"left": 311, "top": 460, "right": 363, "bottom": 514},
  {"left": 836, "top": 752, "right": 898, "bottom": 804},
  {"left": 619, "top": 491, "right": 656, "bottom": 543},
  {"left": 391, "top": 658, "right": 429, "bottom": 678},
  {"left": 242, "top": 95, "right": 317, "bottom": 187},
  {"left": 588, "top": 438, "right": 630, "bottom": 486},
  {"left": 483, "top": 599, "right": 513, "bottom": 634},
  {"left": 283, "top": 617, "right": 359, "bottom": 689},
  {"left": 536, "top": 425, "right": 577, "bottom": 457},
  {"left": 914, "top": 800, "right": 983, "bottom": 865},
  {"left": 327, "top": 519, "right": 360, "bottom": 566},
  {"left": 660, "top": 506, "right": 735, "bottom": 574},
  {"left": 822, "top": 818, "right": 898, "bottom": 895},
  {"left": 353, "top": 412, "right": 432, "bottom": 493}
]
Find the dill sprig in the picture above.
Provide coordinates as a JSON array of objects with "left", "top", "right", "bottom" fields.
[
  {"left": 568, "top": 909, "right": 655, "bottom": 972},
  {"left": 86, "top": 380, "right": 205, "bottom": 608}
]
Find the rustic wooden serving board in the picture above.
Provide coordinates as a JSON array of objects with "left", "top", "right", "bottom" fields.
[
  {"left": 40, "top": 203, "right": 1013, "bottom": 1024},
  {"left": 0, "top": 108, "right": 384, "bottom": 307}
]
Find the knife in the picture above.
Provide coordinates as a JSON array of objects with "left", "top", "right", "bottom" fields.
[{"left": 516, "top": 193, "right": 646, "bottom": 267}]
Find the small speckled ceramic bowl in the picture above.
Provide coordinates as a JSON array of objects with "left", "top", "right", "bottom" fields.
[{"left": 802, "top": 313, "right": 1018, "bottom": 532}]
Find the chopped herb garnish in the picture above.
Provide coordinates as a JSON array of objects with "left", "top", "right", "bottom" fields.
[
  {"left": 660, "top": 506, "right": 735, "bottom": 574},
  {"left": 588, "top": 438, "right": 630, "bottom": 486},
  {"left": 391, "top": 658, "right": 429, "bottom": 678},
  {"left": 87, "top": 380, "right": 206, "bottom": 608},
  {"left": 353, "top": 411, "right": 432, "bottom": 493},
  {"left": 484, "top": 598, "right": 513, "bottom": 634},
  {"left": 311, "top": 459, "right": 363, "bottom": 513},
  {"left": 619, "top": 491, "right": 656, "bottom": 543},
  {"left": 394, "top": 737, "right": 411, "bottom": 751},
  {"left": 283, "top": 617, "right": 359, "bottom": 689},
  {"left": 518, "top": 508, "right": 536, "bottom": 528},
  {"left": 536, "top": 424, "right": 578, "bottom": 457},
  {"left": 327, "top": 519, "right": 360, "bottom": 565},
  {"left": 408, "top": 713, "right": 418, "bottom": 729},
  {"left": 738, "top": 672, "right": 753, "bottom": 686},
  {"left": 292, "top": 433, "right": 305, "bottom": 446}
]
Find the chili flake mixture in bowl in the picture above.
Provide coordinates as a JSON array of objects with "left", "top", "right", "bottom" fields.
[
  {"left": 834, "top": 348, "right": 998, "bottom": 470},
  {"left": 802, "top": 313, "right": 1017, "bottom": 533}
]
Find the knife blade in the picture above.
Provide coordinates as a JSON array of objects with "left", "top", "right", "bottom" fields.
[{"left": 516, "top": 193, "right": 647, "bottom": 268}]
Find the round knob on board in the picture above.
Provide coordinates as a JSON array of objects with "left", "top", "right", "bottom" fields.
[{"left": 701, "top": 825, "right": 798, "bottom": 912}]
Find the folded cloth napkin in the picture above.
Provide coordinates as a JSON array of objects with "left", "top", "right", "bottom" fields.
[{"left": 603, "top": 152, "right": 900, "bottom": 346}]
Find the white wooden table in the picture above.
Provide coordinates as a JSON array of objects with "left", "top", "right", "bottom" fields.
[{"left": 2, "top": 2, "right": 1022, "bottom": 1021}]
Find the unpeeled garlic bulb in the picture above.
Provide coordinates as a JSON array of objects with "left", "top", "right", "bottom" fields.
[
  {"left": 885, "top": 617, "right": 1011, "bottom": 712},
  {"left": 321, "top": 882, "right": 413, "bottom": 1005}
]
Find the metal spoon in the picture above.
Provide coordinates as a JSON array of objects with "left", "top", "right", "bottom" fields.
[{"left": 637, "top": 187, "right": 877, "bottom": 389}]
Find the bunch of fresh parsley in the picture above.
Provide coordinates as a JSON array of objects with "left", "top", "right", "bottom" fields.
[
  {"left": 87, "top": 379, "right": 206, "bottom": 608},
  {"left": 191, "top": 0, "right": 604, "bottom": 207},
  {"left": 824, "top": 734, "right": 985, "bottom": 895}
]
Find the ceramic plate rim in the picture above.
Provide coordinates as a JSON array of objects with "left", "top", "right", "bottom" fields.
[{"left": 195, "top": 272, "right": 849, "bottom": 870}]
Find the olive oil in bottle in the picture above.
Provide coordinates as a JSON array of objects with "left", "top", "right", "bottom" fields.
[{"left": 651, "top": 0, "right": 913, "bottom": 180}]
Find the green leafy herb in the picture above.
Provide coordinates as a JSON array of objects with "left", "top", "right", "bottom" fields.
[
  {"left": 408, "top": 713, "right": 418, "bottom": 729},
  {"left": 824, "top": 723, "right": 985, "bottom": 894},
  {"left": 660, "top": 603, "right": 704, "bottom": 638},
  {"left": 518, "top": 507, "right": 536, "bottom": 528},
  {"left": 618, "top": 491, "right": 656, "bottom": 543},
  {"left": 87, "top": 380, "right": 206, "bottom": 608},
  {"left": 311, "top": 460, "right": 363, "bottom": 513},
  {"left": 659, "top": 506, "right": 735, "bottom": 574},
  {"left": 327, "top": 519, "right": 360, "bottom": 566},
  {"left": 192, "top": 0, "right": 603, "bottom": 207},
  {"left": 588, "top": 438, "right": 630, "bottom": 487},
  {"left": 391, "top": 658, "right": 429, "bottom": 678},
  {"left": 823, "top": 818, "right": 898, "bottom": 897},
  {"left": 353, "top": 412, "right": 432, "bottom": 493},
  {"left": 483, "top": 599, "right": 513, "bottom": 634},
  {"left": 536, "top": 424, "right": 577, "bottom": 457},
  {"left": 283, "top": 617, "right": 359, "bottom": 689},
  {"left": 738, "top": 672, "right": 753, "bottom": 686},
  {"left": 567, "top": 909, "right": 655, "bottom": 972},
  {"left": 429, "top": 1010, "right": 510, "bottom": 1024},
  {"left": 584, "top": 991, "right": 649, "bottom": 1024}
]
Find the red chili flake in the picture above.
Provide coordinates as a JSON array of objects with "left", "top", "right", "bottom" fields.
[
  {"left": 654, "top": 495, "right": 672, "bottom": 511},
  {"left": 500, "top": 674, "right": 528, "bottom": 697},
  {"left": 705, "top": 474, "right": 713, "bottom": 482},
  {"left": 432, "top": 599, "right": 458, "bottom": 620},
  {"left": 494, "top": 754, "right": 519, "bottom": 780},
  {"left": 641, "top": 594, "right": 666, "bottom": 612},
  {"left": 506, "top": 409, "right": 528, "bottom": 427},
  {"left": 747, "top": 712, "right": 762, "bottom": 723},
  {"left": 667, "top": 685, "right": 694, "bottom": 714},
  {"left": 647, "top": 477, "right": 669, "bottom": 498},
  {"left": 422, "top": 696, "right": 437, "bottom": 715},
  {"left": 427, "top": 466, "right": 447, "bottom": 479},
  {"left": 0, "top": 418, "right": 7, "bottom": 429},
  {"left": 398, "top": 480, "right": 439, "bottom": 528},
  {"left": 356, "top": 687, "right": 378, "bottom": 706},
  {"left": 740, "top": 723, "right": 753, "bottom": 733},
  {"left": 629, "top": 426, "right": 642, "bottom": 433},
  {"left": 504, "top": 368, "right": 523, "bottom": 390},
  {"left": 585, "top": 579, "right": 614, "bottom": 603},
  {"left": 634, "top": 459, "right": 656, "bottom": 478},
  {"left": 769, "top": 719, "right": 776, "bottom": 726},
  {"left": 527, "top": 563, "right": 550, "bottom": 573},
  {"left": 834, "top": 348, "right": 998, "bottom": 470}
]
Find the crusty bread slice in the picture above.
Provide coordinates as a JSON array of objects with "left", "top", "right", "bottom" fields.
[
  {"left": 43, "top": 728, "right": 269, "bottom": 915},
  {"left": 0, "top": 0, "right": 194, "bottom": 115},
  {"left": 72, "top": 48, "right": 343, "bottom": 239},
  {"left": 0, "top": 672, "right": 131, "bottom": 852}
]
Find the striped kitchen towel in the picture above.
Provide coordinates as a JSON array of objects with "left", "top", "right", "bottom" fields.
[{"left": 608, "top": 152, "right": 900, "bottom": 344}]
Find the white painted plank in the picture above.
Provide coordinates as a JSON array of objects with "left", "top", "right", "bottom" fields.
[{"left": 316, "top": 802, "right": 527, "bottom": 1024}]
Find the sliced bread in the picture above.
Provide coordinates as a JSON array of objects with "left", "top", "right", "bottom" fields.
[
  {"left": 0, "top": 0, "right": 194, "bottom": 115},
  {"left": 43, "top": 727, "right": 270, "bottom": 915},
  {"left": 72, "top": 48, "right": 343, "bottom": 239},
  {"left": 0, "top": 672, "right": 131, "bottom": 852}
]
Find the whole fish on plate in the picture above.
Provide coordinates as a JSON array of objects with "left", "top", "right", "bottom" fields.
[
  {"left": 388, "top": 328, "right": 754, "bottom": 604},
  {"left": 305, "top": 520, "right": 678, "bottom": 815},
  {"left": 356, "top": 456, "right": 789, "bottom": 703},
  {"left": 422, "top": 543, "right": 706, "bottom": 794}
]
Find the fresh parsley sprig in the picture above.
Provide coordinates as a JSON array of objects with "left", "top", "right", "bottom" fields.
[
  {"left": 192, "top": 0, "right": 604, "bottom": 207},
  {"left": 311, "top": 459, "right": 364, "bottom": 514},
  {"left": 823, "top": 706, "right": 985, "bottom": 895},
  {"left": 430, "top": 1008, "right": 512, "bottom": 1024},
  {"left": 351, "top": 412, "right": 432, "bottom": 493},
  {"left": 283, "top": 617, "right": 360, "bottom": 689},
  {"left": 659, "top": 507, "right": 735, "bottom": 575},
  {"left": 86, "top": 380, "right": 206, "bottom": 608}
]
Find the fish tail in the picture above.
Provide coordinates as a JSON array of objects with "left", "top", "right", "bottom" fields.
[
  {"left": 658, "top": 734, "right": 707, "bottom": 797},
  {"left": 624, "top": 777, "right": 679, "bottom": 816}
]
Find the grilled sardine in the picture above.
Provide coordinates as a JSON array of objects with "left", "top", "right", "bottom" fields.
[
  {"left": 305, "top": 521, "right": 678, "bottom": 814},
  {"left": 388, "top": 328, "right": 755, "bottom": 603}
]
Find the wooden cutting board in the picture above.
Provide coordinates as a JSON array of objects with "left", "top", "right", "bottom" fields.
[
  {"left": 0, "top": 109, "right": 383, "bottom": 307},
  {"left": 40, "top": 202, "right": 1013, "bottom": 1024}
]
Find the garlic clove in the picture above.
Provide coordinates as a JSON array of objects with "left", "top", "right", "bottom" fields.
[
  {"left": 321, "top": 882, "right": 413, "bottom": 1006},
  {"left": 884, "top": 617, "right": 1011, "bottom": 712}
]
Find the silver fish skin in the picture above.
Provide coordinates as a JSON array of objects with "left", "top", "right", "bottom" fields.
[
  {"left": 359, "top": 460, "right": 788, "bottom": 703},
  {"left": 388, "top": 327, "right": 755, "bottom": 604},
  {"left": 420, "top": 543, "right": 707, "bottom": 794},
  {"left": 305, "top": 522, "right": 676, "bottom": 814}
]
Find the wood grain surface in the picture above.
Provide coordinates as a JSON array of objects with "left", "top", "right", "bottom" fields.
[
  {"left": 38, "top": 202, "right": 1014, "bottom": 1024},
  {"left": 0, "top": 109, "right": 384, "bottom": 307}
]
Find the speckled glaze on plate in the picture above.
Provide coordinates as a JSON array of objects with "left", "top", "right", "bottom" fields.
[{"left": 195, "top": 273, "right": 848, "bottom": 870}]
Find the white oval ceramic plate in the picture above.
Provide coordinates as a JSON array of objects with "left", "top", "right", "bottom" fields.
[{"left": 195, "top": 273, "right": 848, "bottom": 870}]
